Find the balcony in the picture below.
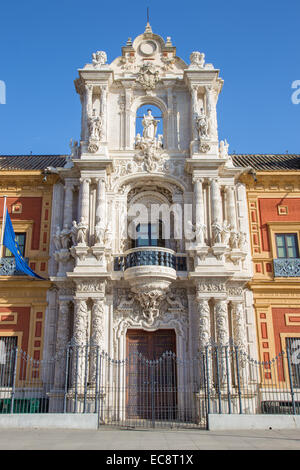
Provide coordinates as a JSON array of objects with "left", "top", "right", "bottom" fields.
[
  {"left": 273, "top": 258, "right": 300, "bottom": 277},
  {"left": 114, "top": 248, "right": 187, "bottom": 272},
  {"left": 0, "top": 257, "right": 30, "bottom": 276}
]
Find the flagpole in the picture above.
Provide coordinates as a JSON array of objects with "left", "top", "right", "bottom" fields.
[{"left": 0, "top": 196, "right": 7, "bottom": 259}]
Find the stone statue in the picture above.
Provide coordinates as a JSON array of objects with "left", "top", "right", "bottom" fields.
[
  {"left": 69, "top": 139, "right": 79, "bottom": 158},
  {"left": 88, "top": 109, "right": 102, "bottom": 141},
  {"left": 238, "top": 232, "right": 247, "bottom": 250},
  {"left": 221, "top": 220, "right": 231, "bottom": 245},
  {"left": 189, "top": 51, "right": 205, "bottom": 68},
  {"left": 230, "top": 230, "right": 240, "bottom": 249},
  {"left": 219, "top": 140, "right": 229, "bottom": 159},
  {"left": 53, "top": 225, "right": 62, "bottom": 251},
  {"left": 195, "top": 223, "right": 206, "bottom": 245},
  {"left": 142, "top": 109, "right": 159, "bottom": 141},
  {"left": 76, "top": 218, "right": 88, "bottom": 245},
  {"left": 212, "top": 221, "right": 223, "bottom": 244},
  {"left": 196, "top": 109, "right": 208, "bottom": 139},
  {"left": 94, "top": 220, "right": 106, "bottom": 245},
  {"left": 92, "top": 51, "right": 107, "bottom": 68},
  {"left": 71, "top": 218, "right": 88, "bottom": 246},
  {"left": 70, "top": 220, "right": 78, "bottom": 246},
  {"left": 60, "top": 224, "right": 71, "bottom": 249}
]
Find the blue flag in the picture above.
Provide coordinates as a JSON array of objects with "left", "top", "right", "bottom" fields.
[{"left": 3, "top": 209, "right": 45, "bottom": 280}]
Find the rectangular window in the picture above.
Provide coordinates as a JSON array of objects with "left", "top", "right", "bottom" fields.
[
  {"left": 0, "top": 336, "right": 17, "bottom": 387},
  {"left": 286, "top": 337, "right": 300, "bottom": 388},
  {"left": 276, "top": 234, "right": 299, "bottom": 259},
  {"left": 4, "top": 233, "right": 26, "bottom": 258}
]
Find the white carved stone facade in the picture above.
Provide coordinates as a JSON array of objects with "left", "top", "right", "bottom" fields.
[{"left": 45, "top": 24, "right": 258, "bottom": 402}]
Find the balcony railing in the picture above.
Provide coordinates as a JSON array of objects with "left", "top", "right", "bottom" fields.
[
  {"left": 273, "top": 258, "right": 300, "bottom": 277},
  {"left": 0, "top": 257, "right": 29, "bottom": 276},
  {"left": 114, "top": 248, "right": 187, "bottom": 272}
]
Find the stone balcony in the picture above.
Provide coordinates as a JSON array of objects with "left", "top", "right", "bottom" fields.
[
  {"left": 114, "top": 247, "right": 187, "bottom": 299},
  {"left": 114, "top": 247, "right": 187, "bottom": 272},
  {"left": 273, "top": 258, "right": 300, "bottom": 277}
]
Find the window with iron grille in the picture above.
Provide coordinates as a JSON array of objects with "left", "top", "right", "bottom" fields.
[
  {"left": 0, "top": 336, "right": 17, "bottom": 387},
  {"left": 286, "top": 337, "right": 300, "bottom": 388}
]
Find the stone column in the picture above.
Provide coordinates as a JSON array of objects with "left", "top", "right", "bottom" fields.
[
  {"left": 205, "top": 85, "right": 218, "bottom": 140},
  {"left": 196, "top": 297, "right": 211, "bottom": 350},
  {"left": 167, "top": 86, "right": 173, "bottom": 149},
  {"left": 63, "top": 180, "right": 75, "bottom": 229},
  {"left": 95, "top": 177, "right": 106, "bottom": 226},
  {"left": 190, "top": 85, "right": 199, "bottom": 141},
  {"left": 194, "top": 177, "right": 205, "bottom": 244},
  {"left": 210, "top": 178, "right": 222, "bottom": 226},
  {"left": 231, "top": 301, "right": 247, "bottom": 358},
  {"left": 225, "top": 186, "right": 237, "bottom": 231},
  {"left": 214, "top": 299, "right": 230, "bottom": 386},
  {"left": 100, "top": 85, "right": 107, "bottom": 142},
  {"left": 85, "top": 84, "right": 93, "bottom": 140},
  {"left": 79, "top": 177, "right": 91, "bottom": 223},
  {"left": 53, "top": 300, "right": 71, "bottom": 389},
  {"left": 72, "top": 298, "right": 89, "bottom": 390},
  {"left": 124, "top": 86, "right": 133, "bottom": 149},
  {"left": 89, "top": 298, "right": 105, "bottom": 384},
  {"left": 195, "top": 293, "right": 213, "bottom": 390}
]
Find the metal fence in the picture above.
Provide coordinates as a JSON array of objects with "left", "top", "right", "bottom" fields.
[{"left": 0, "top": 339, "right": 299, "bottom": 428}]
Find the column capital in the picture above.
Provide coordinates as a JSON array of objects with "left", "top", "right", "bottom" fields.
[
  {"left": 192, "top": 176, "right": 204, "bottom": 185},
  {"left": 79, "top": 177, "right": 91, "bottom": 185}
]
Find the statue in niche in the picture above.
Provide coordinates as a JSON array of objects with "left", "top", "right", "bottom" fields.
[
  {"left": 88, "top": 109, "right": 102, "bottom": 141},
  {"left": 142, "top": 109, "right": 159, "bottom": 141},
  {"left": 196, "top": 108, "right": 209, "bottom": 140}
]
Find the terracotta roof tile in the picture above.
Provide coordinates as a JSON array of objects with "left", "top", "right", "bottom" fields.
[
  {"left": 232, "top": 154, "right": 300, "bottom": 171},
  {"left": 0, "top": 155, "right": 67, "bottom": 171}
]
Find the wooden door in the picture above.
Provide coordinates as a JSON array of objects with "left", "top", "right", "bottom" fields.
[{"left": 126, "top": 329, "right": 177, "bottom": 420}]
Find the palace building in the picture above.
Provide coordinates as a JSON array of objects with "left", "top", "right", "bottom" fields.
[
  {"left": 237, "top": 156, "right": 300, "bottom": 374},
  {"left": 0, "top": 155, "right": 63, "bottom": 363},
  {"left": 0, "top": 23, "right": 299, "bottom": 424}
]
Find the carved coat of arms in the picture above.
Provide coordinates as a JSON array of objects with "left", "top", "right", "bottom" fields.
[{"left": 136, "top": 63, "right": 160, "bottom": 90}]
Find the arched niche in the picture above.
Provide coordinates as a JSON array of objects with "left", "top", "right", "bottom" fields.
[{"left": 130, "top": 95, "right": 168, "bottom": 149}]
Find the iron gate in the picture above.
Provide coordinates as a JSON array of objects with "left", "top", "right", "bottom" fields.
[{"left": 95, "top": 351, "right": 208, "bottom": 429}]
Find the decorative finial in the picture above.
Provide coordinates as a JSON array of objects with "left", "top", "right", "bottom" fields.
[
  {"left": 166, "top": 36, "right": 172, "bottom": 46},
  {"left": 126, "top": 37, "right": 132, "bottom": 46},
  {"left": 145, "top": 6, "right": 152, "bottom": 33},
  {"left": 145, "top": 22, "right": 152, "bottom": 33}
]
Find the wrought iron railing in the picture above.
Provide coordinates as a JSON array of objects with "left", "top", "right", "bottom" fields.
[
  {"left": 273, "top": 258, "right": 300, "bottom": 277},
  {"left": 114, "top": 248, "right": 187, "bottom": 272},
  {"left": 0, "top": 340, "right": 300, "bottom": 426},
  {"left": 0, "top": 257, "right": 29, "bottom": 276}
]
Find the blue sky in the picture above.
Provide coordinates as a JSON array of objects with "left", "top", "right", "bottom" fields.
[{"left": 0, "top": 0, "right": 299, "bottom": 155}]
